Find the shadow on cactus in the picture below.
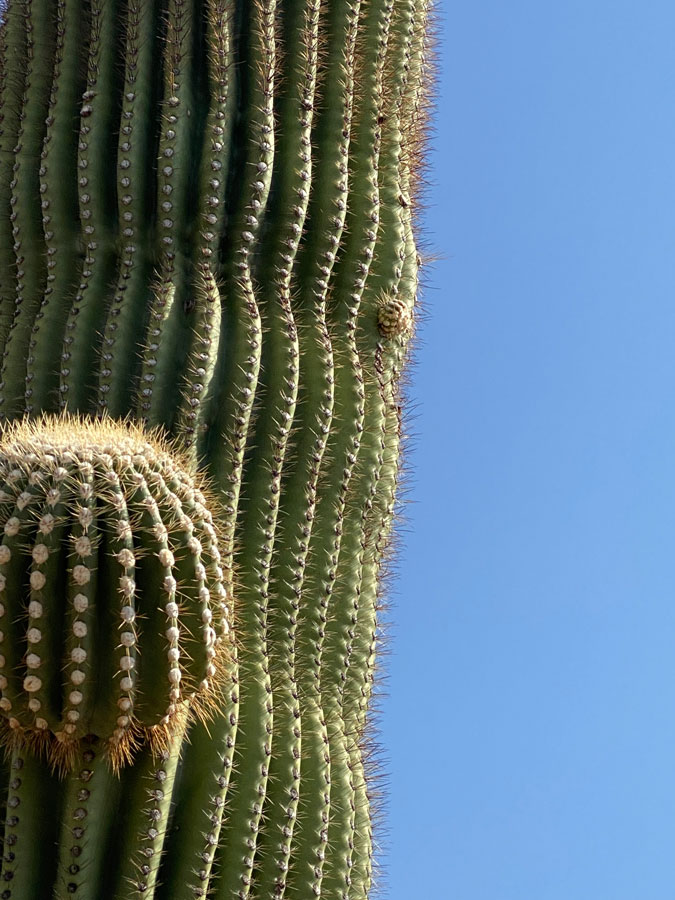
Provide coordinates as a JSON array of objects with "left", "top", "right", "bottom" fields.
[{"left": 0, "top": 0, "right": 433, "bottom": 897}]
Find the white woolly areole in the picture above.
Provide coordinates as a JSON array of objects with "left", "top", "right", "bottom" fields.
[
  {"left": 23, "top": 675, "right": 42, "bottom": 692},
  {"left": 70, "top": 670, "right": 85, "bottom": 685},
  {"left": 69, "top": 691, "right": 83, "bottom": 705},
  {"left": 4, "top": 517, "right": 20, "bottom": 536},
  {"left": 165, "top": 601, "right": 179, "bottom": 618},
  {"left": 73, "top": 564, "right": 91, "bottom": 585},
  {"left": 46, "top": 489, "right": 60, "bottom": 508},
  {"left": 120, "top": 676, "right": 134, "bottom": 691},
  {"left": 117, "top": 548, "right": 135, "bottom": 569},
  {"left": 119, "top": 655, "right": 135, "bottom": 671},
  {"left": 120, "top": 631, "right": 136, "bottom": 647},
  {"left": 72, "top": 621, "right": 87, "bottom": 638},
  {"left": 158, "top": 548, "right": 175, "bottom": 567},
  {"left": 73, "top": 593, "right": 88, "bottom": 613},
  {"left": 120, "top": 576, "right": 135, "bottom": 598},
  {"left": 16, "top": 491, "right": 32, "bottom": 510},
  {"left": 32, "top": 544, "right": 49, "bottom": 564},
  {"left": 28, "top": 600, "right": 42, "bottom": 618},
  {"left": 75, "top": 535, "right": 92, "bottom": 557},
  {"left": 163, "top": 575, "right": 177, "bottom": 594},
  {"left": 71, "top": 647, "right": 87, "bottom": 664},
  {"left": 0, "top": 546, "right": 11, "bottom": 565},
  {"left": 39, "top": 513, "right": 55, "bottom": 534},
  {"left": 30, "top": 570, "right": 46, "bottom": 591},
  {"left": 78, "top": 507, "right": 93, "bottom": 528},
  {"left": 166, "top": 625, "right": 180, "bottom": 643},
  {"left": 27, "top": 628, "right": 42, "bottom": 644},
  {"left": 25, "top": 653, "right": 41, "bottom": 669}
]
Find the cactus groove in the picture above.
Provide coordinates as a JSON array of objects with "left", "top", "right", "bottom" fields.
[{"left": 0, "top": 0, "right": 432, "bottom": 897}]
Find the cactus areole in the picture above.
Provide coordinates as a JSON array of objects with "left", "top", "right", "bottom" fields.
[{"left": 0, "top": 0, "right": 431, "bottom": 897}]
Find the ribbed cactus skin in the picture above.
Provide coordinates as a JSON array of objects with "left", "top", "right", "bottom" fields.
[{"left": 0, "top": 1, "right": 431, "bottom": 897}]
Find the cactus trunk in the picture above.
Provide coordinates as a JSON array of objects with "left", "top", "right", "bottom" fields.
[{"left": 0, "top": 0, "right": 431, "bottom": 897}]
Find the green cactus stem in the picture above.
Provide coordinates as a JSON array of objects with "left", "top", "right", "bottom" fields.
[{"left": 0, "top": 0, "right": 432, "bottom": 896}]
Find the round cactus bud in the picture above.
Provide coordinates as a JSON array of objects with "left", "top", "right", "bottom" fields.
[
  {"left": 377, "top": 293, "right": 413, "bottom": 339},
  {"left": 0, "top": 415, "right": 229, "bottom": 768}
]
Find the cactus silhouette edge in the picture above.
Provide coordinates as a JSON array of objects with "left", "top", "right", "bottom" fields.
[{"left": 0, "top": 0, "right": 433, "bottom": 897}]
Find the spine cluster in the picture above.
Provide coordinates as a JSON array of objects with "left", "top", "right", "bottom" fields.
[{"left": 0, "top": 1, "right": 432, "bottom": 897}]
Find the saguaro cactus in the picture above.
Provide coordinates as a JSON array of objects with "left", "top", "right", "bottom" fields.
[{"left": 0, "top": 0, "right": 432, "bottom": 897}]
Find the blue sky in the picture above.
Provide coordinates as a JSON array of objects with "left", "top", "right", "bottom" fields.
[{"left": 381, "top": 2, "right": 675, "bottom": 898}]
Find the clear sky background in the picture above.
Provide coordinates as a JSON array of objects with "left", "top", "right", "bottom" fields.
[{"left": 380, "top": 2, "right": 675, "bottom": 899}]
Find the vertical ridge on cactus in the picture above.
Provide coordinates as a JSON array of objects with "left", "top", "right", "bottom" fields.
[{"left": 0, "top": 0, "right": 433, "bottom": 896}]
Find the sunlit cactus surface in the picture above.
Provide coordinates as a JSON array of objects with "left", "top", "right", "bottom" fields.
[{"left": 0, "top": 0, "right": 432, "bottom": 897}]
